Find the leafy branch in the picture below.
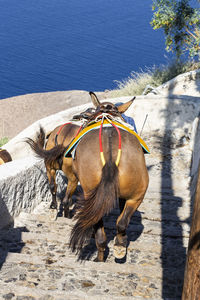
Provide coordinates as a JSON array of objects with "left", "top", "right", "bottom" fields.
[{"left": 151, "top": 0, "right": 200, "bottom": 59}]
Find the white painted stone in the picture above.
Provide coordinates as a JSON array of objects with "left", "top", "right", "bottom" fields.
[{"left": 0, "top": 157, "right": 51, "bottom": 229}]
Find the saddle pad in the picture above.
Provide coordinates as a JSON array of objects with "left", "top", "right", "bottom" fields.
[{"left": 64, "top": 120, "right": 150, "bottom": 157}]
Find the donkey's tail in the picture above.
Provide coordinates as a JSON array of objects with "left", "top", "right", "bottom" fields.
[
  {"left": 0, "top": 149, "right": 12, "bottom": 163},
  {"left": 25, "top": 126, "right": 65, "bottom": 163},
  {"left": 69, "top": 160, "right": 119, "bottom": 254}
]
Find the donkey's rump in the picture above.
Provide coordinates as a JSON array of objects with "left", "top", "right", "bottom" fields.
[{"left": 73, "top": 127, "right": 148, "bottom": 198}]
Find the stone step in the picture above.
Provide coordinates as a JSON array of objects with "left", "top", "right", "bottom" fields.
[
  {"left": 11, "top": 216, "right": 190, "bottom": 245},
  {"left": 2, "top": 252, "right": 162, "bottom": 275},
  {"left": 0, "top": 282, "right": 137, "bottom": 300},
  {"left": 0, "top": 252, "right": 164, "bottom": 299},
  {"left": 15, "top": 198, "right": 191, "bottom": 232},
  {"left": 0, "top": 249, "right": 184, "bottom": 299},
  {"left": 16, "top": 203, "right": 191, "bottom": 226},
  {"left": 0, "top": 227, "right": 187, "bottom": 269}
]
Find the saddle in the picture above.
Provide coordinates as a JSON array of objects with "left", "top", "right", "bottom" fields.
[{"left": 64, "top": 118, "right": 150, "bottom": 158}]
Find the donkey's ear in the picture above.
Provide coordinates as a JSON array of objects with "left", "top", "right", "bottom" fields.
[
  {"left": 117, "top": 97, "right": 136, "bottom": 113},
  {"left": 89, "top": 91, "right": 101, "bottom": 107}
]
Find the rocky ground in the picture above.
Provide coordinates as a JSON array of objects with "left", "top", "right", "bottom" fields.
[{"left": 0, "top": 133, "right": 192, "bottom": 300}]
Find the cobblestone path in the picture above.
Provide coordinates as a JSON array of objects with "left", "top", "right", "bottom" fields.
[{"left": 0, "top": 136, "right": 192, "bottom": 300}]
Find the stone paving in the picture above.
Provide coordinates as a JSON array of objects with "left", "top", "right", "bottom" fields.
[{"left": 0, "top": 134, "right": 192, "bottom": 300}]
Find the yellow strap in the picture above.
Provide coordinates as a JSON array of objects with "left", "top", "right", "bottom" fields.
[
  {"left": 110, "top": 120, "right": 150, "bottom": 153},
  {"left": 67, "top": 120, "right": 150, "bottom": 154},
  {"left": 115, "top": 149, "right": 122, "bottom": 166},
  {"left": 100, "top": 152, "right": 106, "bottom": 166}
]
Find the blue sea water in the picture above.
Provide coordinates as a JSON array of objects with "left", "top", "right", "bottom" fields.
[{"left": 0, "top": 0, "right": 171, "bottom": 100}]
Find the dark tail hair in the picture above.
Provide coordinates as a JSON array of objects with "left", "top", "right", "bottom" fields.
[
  {"left": 69, "top": 159, "right": 119, "bottom": 254},
  {"left": 0, "top": 149, "right": 12, "bottom": 163},
  {"left": 25, "top": 126, "right": 65, "bottom": 164}
]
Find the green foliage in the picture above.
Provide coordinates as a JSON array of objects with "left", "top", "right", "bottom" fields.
[
  {"left": 151, "top": 0, "right": 200, "bottom": 59},
  {"left": 0, "top": 137, "right": 9, "bottom": 147}
]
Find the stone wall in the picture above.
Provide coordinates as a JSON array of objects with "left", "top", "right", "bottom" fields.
[{"left": 0, "top": 157, "right": 51, "bottom": 229}]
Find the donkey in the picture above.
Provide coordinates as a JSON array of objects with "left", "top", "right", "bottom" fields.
[
  {"left": 69, "top": 92, "right": 149, "bottom": 261},
  {"left": 26, "top": 123, "right": 80, "bottom": 216},
  {"left": 26, "top": 93, "right": 149, "bottom": 261},
  {"left": 26, "top": 107, "right": 96, "bottom": 216}
]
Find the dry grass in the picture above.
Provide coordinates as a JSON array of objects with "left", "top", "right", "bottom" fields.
[{"left": 109, "top": 60, "right": 200, "bottom": 97}]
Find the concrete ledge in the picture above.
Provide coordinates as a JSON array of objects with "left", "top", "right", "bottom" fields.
[
  {"left": 150, "top": 69, "right": 200, "bottom": 96},
  {"left": 0, "top": 157, "right": 51, "bottom": 229}
]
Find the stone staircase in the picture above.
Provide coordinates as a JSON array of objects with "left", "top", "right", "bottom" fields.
[{"left": 0, "top": 136, "right": 192, "bottom": 300}]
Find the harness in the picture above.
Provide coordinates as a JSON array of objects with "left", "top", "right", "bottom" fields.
[
  {"left": 99, "top": 114, "right": 121, "bottom": 166},
  {"left": 64, "top": 113, "right": 150, "bottom": 167},
  {"left": 54, "top": 122, "right": 83, "bottom": 146},
  {"left": 55, "top": 122, "right": 71, "bottom": 145}
]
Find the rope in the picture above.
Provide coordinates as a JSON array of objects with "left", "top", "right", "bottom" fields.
[
  {"left": 56, "top": 122, "right": 71, "bottom": 136},
  {"left": 99, "top": 117, "right": 106, "bottom": 166},
  {"left": 55, "top": 122, "right": 71, "bottom": 145},
  {"left": 74, "top": 124, "right": 83, "bottom": 138},
  {"left": 95, "top": 112, "right": 116, "bottom": 123},
  {"left": 99, "top": 114, "right": 122, "bottom": 167},
  {"left": 109, "top": 122, "right": 121, "bottom": 167},
  {"left": 55, "top": 122, "right": 83, "bottom": 145}
]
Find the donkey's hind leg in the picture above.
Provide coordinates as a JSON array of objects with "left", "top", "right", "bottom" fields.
[
  {"left": 63, "top": 176, "right": 78, "bottom": 218},
  {"left": 48, "top": 168, "right": 58, "bottom": 210},
  {"left": 94, "top": 219, "right": 107, "bottom": 262},
  {"left": 114, "top": 196, "right": 144, "bottom": 259}
]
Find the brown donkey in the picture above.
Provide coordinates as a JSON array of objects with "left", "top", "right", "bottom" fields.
[
  {"left": 69, "top": 93, "right": 149, "bottom": 261},
  {"left": 26, "top": 107, "right": 96, "bottom": 216},
  {"left": 26, "top": 123, "right": 80, "bottom": 216},
  {"left": 0, "top": 148, "right": 12, "bottom": 165}
]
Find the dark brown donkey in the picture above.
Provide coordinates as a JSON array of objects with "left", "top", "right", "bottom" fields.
[
  {"left": 26, "top": 107, "right": 96, "bottom": 216},
  {"left": 26, "top": 123, "right": 80, "bottom": 216},
  {"left": 69, "top": 92, "right": 149, "bottom": 261},
  {"left": 0, "top": 148, "right": 12, "bottom": 165}
]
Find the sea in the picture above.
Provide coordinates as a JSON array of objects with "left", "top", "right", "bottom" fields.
[{"left": 0, "top": 0, "right": 179, "bottom": 100}]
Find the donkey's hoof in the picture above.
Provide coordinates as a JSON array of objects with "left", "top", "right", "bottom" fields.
[
  {"left": 49, "top": 209, "right": 58, "bottom": 221},
  {"left": 113, "top": 244, "right": 126, "bottom": 259},
  {"left": 113, "top": 237, "right": 126, "bottom": 259},
  {"left": 50, "top": 203, "right": 57, "bottom": 210}
]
